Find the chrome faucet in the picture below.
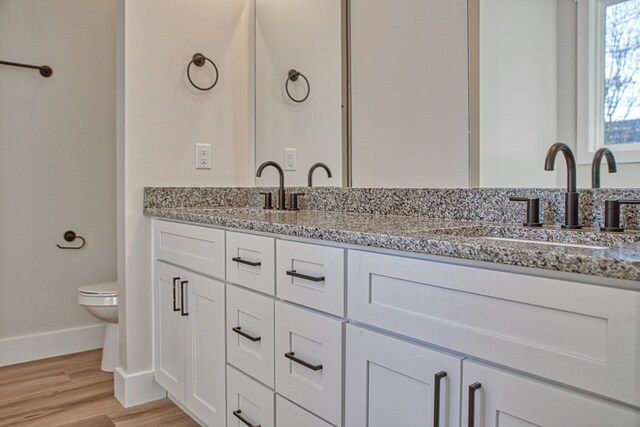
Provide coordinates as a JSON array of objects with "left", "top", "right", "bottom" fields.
[
  {"left": 307, "top": 162, "right": 332, "bottom": 187},
  {"left": 544, "top": 142, "right": 581, "bottom": 229},
  {"left": 256, "top": 161, "right": 286, "bottom": 210},
  {"left": 591, "top": 147, "right": 617, "bottom": 189}
]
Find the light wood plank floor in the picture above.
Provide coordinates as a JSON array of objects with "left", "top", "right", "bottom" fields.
[{"left": 0, "top": 350, "right": 198, "bottom": 427}]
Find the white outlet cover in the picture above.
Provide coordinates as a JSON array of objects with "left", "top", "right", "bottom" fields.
[
  {"left": 196, "top": 143, "right": 212, "bottom": 169},
  {"left": 284, "top": 148, "right": 296, "bottom": 171}
]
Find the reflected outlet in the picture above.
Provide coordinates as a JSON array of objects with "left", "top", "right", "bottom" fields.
[
  {"left": 196, "top": 143, "right": 211, "bottom": 169},
  {"left": 284, "top": 148, "right": 297, "bottom": 171}
]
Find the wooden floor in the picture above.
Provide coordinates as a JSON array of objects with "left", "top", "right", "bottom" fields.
[{"left": 0, "top": 350, "right": 199, "bottom": 427}]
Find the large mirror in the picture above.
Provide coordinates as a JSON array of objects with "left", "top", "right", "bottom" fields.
[
  {"left": 254, "top": 0, "right": 345, "bottom": 187},
  {"left": 254, "top": 0, "right": 640, "bottom": 188}
]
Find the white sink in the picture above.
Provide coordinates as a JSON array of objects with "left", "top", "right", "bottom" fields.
[{"left": 482, "top": 236, "right": 609, "bottom": 250}]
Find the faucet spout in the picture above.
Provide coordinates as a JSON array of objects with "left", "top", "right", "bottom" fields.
[
  {"left": 256, "top": 161, "right": 286, "bottom": 210},
  {"left": 544, "top": 142, "right": 581, "bottom": 229},
  {"left": 544, "top": 142, "right": 577, "bottom": 193},
  {"left": 308, "top": 162, "right": 333, "bottom": 187},
  {"left": 591, "top": 147, "right": 617, "bottom": 189}
]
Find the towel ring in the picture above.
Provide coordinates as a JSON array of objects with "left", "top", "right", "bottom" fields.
[
  {"left": 57, "top": 230, "right": 86, "bottom": 250},
  {"left": 187, "top": 53, "right": 219, "bottom": 91},
  {"left": 286, "top": 69, "right": 310, "bottom": 103}
]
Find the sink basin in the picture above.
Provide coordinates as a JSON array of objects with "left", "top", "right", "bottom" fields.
[
  {"left": 431, "top": 224, "right": 640, "bottom": 250},
  {"left": 199, "top": 207, "right": 292, "bottom": 215},
  {"left": 480, "top": 236, "right": 609, "bottom": 250}
]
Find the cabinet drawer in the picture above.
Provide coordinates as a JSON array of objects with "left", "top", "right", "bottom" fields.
[
  {"left": 275, "top": 302, "right": 343, "bottom": 426},
  {"left": 276, "top": 395, "right": 334, "bottom": 427},
  {"left": 226, "top": 284, "right": 275, "bottom": 388},
  {"left": 462, "top": 360, "right": 640, "bottom": 427},
  {"left": 345, "top": 324, "right": 462, "bottom": 427},
  {"left": 276, "top": 240, "right": 345, "bottom": 316},
  {"left": 227, "top": 231, "right": 275, "bottom": 295},
  {"left": 348, "top": 250, "right": 640, "bottom": 407},
  {"left": 227, "top": 366, "right": 275, "bottom": 427},
  {"left": 154, "top": 220, "right": 225, "bottom": 279}
]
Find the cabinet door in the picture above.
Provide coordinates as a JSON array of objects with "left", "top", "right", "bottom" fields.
[
  {"left": 184, "top": 272, "right": 226, "bottom": 427},
  {"left": 462, "top": 360, "right": 640, "bottom": 427},
  {"left": 346, "top": 325, "right": 462, "bottom": 427},
  {"left": 154, "top": 261, "right": 186, "bottom": 403},
  {"left": 276, "top": 395, "right": 334, "bottom": 427},
  {"left": 226, "top": 231, "right": 275, "bottom": 295},
  {"left": 275, "top": 302, "right": 343, "bottom": 425},
  {"left": 227, "top": 285, "right": 275, "bottom": 388},
  {"left": 227, "top": 366, "right": 275, "bottom": 427}
]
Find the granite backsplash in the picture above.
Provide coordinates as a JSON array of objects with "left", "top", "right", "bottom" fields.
[{"left": 144, "top": 186, "right": 640, "bottom": 230}]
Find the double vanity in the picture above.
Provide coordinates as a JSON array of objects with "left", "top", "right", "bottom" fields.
[{"left": 146, "top": 186, "right": 640, "bottom": 426}]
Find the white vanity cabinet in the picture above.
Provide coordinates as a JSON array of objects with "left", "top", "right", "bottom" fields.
[
  {"left": 345, "top": 324, "right": 463, "bottom": 427},
  {"left": 461, "top": 360, "right": 640, "bottom": 427},
  {"left": 154, "top": 260, "right": 226, "bottom": 427},
  {"left": 151, "top": 219, "right": 640, "bottom": 426}
]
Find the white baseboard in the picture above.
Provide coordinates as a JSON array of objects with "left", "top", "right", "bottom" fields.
[
  {"left": 114, "top": 366, "right": 166, "bottom": 408},
  {"left": 0, "top": 324, "right": 105, "bottom": 367}
]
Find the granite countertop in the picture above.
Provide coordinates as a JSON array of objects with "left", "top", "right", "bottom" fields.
[{"left": 145, "top": 206, "right": 640, "bottom": 283}]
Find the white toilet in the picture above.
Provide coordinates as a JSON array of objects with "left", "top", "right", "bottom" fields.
[{"left": 78, "top": 281, "right": 118, "bottom": 372}]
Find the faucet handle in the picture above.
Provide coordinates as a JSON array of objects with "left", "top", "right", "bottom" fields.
[
  {"left": 289, "top": 193, "right": 305, "bottom": 211},
  {"left": 259, "top": 192, "right": 273, "bottom": 210},
  {"left": 509, "top": 197, "right": 543, "bottom": 227},
  {"left": 601, "top": 199, "right": 640, "bottom": 232}
]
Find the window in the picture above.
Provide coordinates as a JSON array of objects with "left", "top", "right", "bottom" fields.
[{"left": 589, "top": 0, "right": 640, "bottom": 157}]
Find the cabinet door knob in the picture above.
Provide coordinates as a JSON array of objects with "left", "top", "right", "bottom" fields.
[
  {"left": 232, "top": 326, "right": 261, "bottom": 342},
  {"left": 468, "top": 382, "right": 482, "bottom": 427},
  {"left": 180, "top": 281, "right": 189, "bottom": 316},
  {"left": 233, "top": 409, "right": 261, "bottom": 427},
  {"left": 433, "top": 371, "right": 447, "bottom": 427},
  {"left": 172, "top": 277, "right": 181, "bottom": 312},
  {"left": 286, "top": 270, "right": 325, "bottom": 283},
  {"left": 284, "top": 352, "right": 323, "bottom": 371},
  {"left": 232, "top": 256, "right": 262, "bottom": 267}
]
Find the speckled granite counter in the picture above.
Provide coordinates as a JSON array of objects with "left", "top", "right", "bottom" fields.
[{"left": 145, "top": 206, "right": 640, "bottom": 284}]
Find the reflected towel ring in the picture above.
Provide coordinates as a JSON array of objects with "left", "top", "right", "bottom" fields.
[
  {"left": 286, "top": 69, "right": 310, "bottom": 103},
  {"left": 57, "top": 230, "right": 86, "bottom": 250},
  {"left": 187, "top": 53, "right": 219, "bottom": 91}
]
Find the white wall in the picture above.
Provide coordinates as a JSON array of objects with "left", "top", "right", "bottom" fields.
[
  {"left": 0, "top": 0, "right": 116, "bottom": 361},
  {"left": 117, "top": 0, "right": 251, "bottom": 406},
  {"left": 255, "top": 0, "right": 342, "bottom": 187},
  {"left": 350, "top": 0, "right": 470, "bottom": 188}
]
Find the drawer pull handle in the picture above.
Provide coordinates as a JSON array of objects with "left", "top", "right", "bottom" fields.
[
  {"left": 232, "top": 326, "right": 261, "bottom": 342},
  {"left": 232, "top": 257, "right": 262, "bottom": 267},
  {"left": 468, "top": 382, "right": 482, "bottom": 427},
  {"left": 284, "top": 352, "right": 323, "bottom": 371},
  {"left": 433, "top": 371, "right": 447, "bottom": 427},
  {"left": 172, "top": 277, "right": 180, "bottom": 312},
  {"left": 233, "top": 410, "right": 261, "bottom": 427},
  {"left": 286, "top": 270, "right": 325, "bottom": 283},
  {"left": 180, "top": 281, "right": 189, "bottom": 316}
]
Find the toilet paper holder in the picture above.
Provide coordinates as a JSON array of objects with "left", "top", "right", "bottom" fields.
[{"left": 57, "top": 230, "right": 86, "bottom": 250}]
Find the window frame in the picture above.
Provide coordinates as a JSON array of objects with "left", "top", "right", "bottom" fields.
[{"left": 577, "top": 0, "right": 640, "bottom": 164}]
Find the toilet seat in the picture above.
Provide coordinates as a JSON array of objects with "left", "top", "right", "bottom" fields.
[
  {"left": 78, "top": 281, "right": 118, "bottom": 306},
  {"left": 79, "top": 281, "right": 118, "bottom": 296}
]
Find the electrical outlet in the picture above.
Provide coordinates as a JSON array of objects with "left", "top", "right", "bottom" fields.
[
  {"left": 284, "top": 148, "right": 297, "bottom": 171},
  {"left": 196, "top": 144, "right": 211, "bottom": 169}
]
